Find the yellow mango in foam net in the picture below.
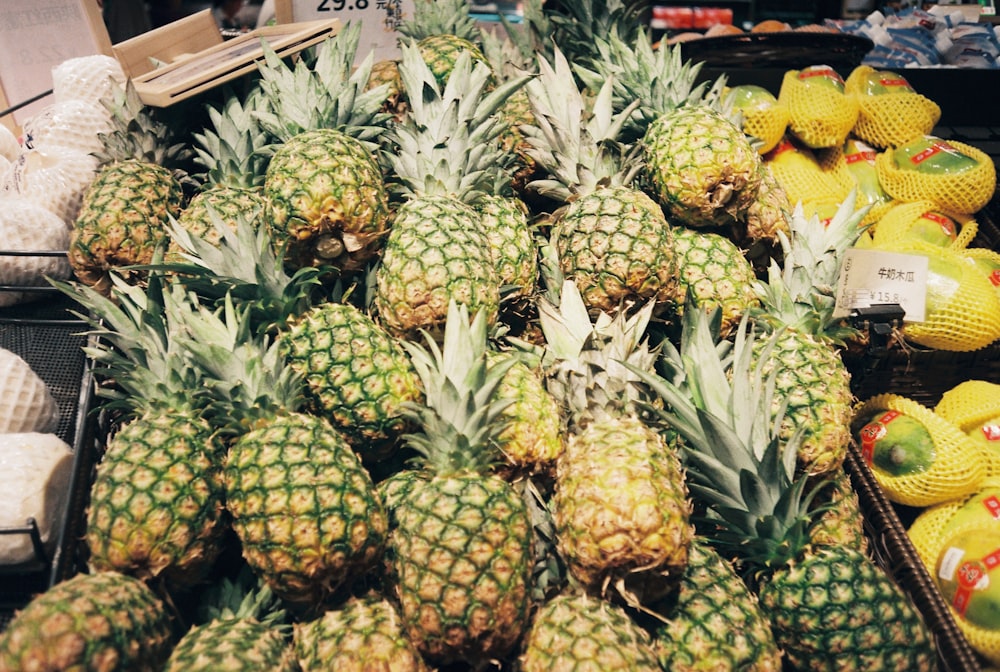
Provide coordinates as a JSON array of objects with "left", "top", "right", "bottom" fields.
[
  {"left": 964, "top": 247, "right": 1000, "bottom": 303},
  {"left": 907, "top": 479, "right": 1000, "bottom": 665},
  {"left": 817, "top": 138, "right": 894, "bottom": 225},
  {"left": 967, "top": 415, "right": 1000, "bottom": 478},
  {"left": 853, "top": 393, "right": 987, "bottom": 506},
  {"left": 844, "top": 65, "right": 941, "bottom": 150},
  {"left": 876, "top": 137, "right": 997, "bottom": 215},
  {"left": 870, "top": 200, "right": 977, "bottom": 251},
  {"left": 778, "top": 66, "right": 859, "bottom": 149},
  {"left": 937, "top": 380, "right": 1000, "bottom": 433},
  {"left": 874, "top": 238, "right": 1000, "bottom": 351},
  {"left": 763, "top": 135, "right": 847, "bottom": 208},
  {"left": 727, "top": 84, "right": 790, "bottom": 155}
]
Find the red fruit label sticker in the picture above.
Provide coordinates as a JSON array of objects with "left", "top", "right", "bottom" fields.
[
  {"left": 982, "top": 494, "right": 1000, "bottom": 519},
  {"left": 982, "top": 425, "right": 1000, "bottom": 441},
  {"left": 766, "top": 138, "right": 795, "bottom": 160},
  {"left": 910, "top": 141, "right": 954, "bottom": 166},
  {"left": 879, "top": 77, "right": 911, "bottom": 89},
  {"left": 798, "top": 67, "right": 842, "bottom": 83},
  {"left": 845, "top": 149, "right": 877, "bottom": 165},
  {"left": 859, "top": 411, "right": 899, "bottom": 464},
  {"left": 952, "top": 549, "right": 1000, "bottom": 616},
  {"left": 990, "top": 270, "right": 1000, "bottom": 288},
  {"left": 919, "top": 211, "right": 956, "bottom": 237}
]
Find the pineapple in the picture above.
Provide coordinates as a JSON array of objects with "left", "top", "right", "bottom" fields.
[
  {"left": 637, "top": 306, "right": 937, "bottom": 671},
  {"left": 385, "top": 301, "right": 534, "bottom": 666},
  {"left": 644, "top": 103, "right": 763, "bottom": 229},
  {"left": 519, "top": 591, "right": 661, "bottom": 671},
  {"left": 545, "top": 0, "right": 649, "bottom": 73},
  {"left": 164, "top": 567, "right": 297, "bottom": 672},
  {"left": 374, "top": 42, "right": 526, "bottom": 340},
  {"left": 279, "top": 298, "right": 424, "bottom": 465},
  {"left": 53, "top": 274, "right": 227, "bottom": 588},
  {"left": 294, "top": 592, "right": 428, "bottom": 671},
  {"left": 0, "top": 571, "right": 175, "bottom": 671},
  {"left": 68, "top": 80, "right": 187, "bottom": 294},
  {"left": 253, "top": 23, "right": 392, "bottom": 273},
  {"left": 397, "top": 0, "right": 491, "bottom": 86},
  {"left": 808, "top": 466, "right": 870, "bottom": 554},
  {"left": 670, "top": 226, "right": 760, "bottom": 339},
  {"left": 175, "top": 294, "right": 388, "bottom": 615},
  {"left": 750, "top": 195, "right": 865, "bottom": 476},
  {"left": 526, "top": 279, "right": 693, "bottom": 606},
  {"left": 175, "top": 89, "right": 270, "bottom": 250},
  {"left": 520, "top": 46, "right": 678, "bottom": 316},
  {"left": 652, "top": 537, "right": 782, "bottom": 672}
]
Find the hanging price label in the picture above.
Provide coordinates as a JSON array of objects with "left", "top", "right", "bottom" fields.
[
  {"left": 276, "top": 0, "right": 414, "bottom": 61},
  {"left": 833, "top": 247, "right": 929, "bottom": 322}
]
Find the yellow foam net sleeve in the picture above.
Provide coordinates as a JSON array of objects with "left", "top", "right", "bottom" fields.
[
  {"left": 740, "top": 103, "right": 790, "bottom": 156},
  {"left": 907, "top": 479, "right": 1000, "bottom": 665},
  {"left": 778, "top": 68, "right": 859, "bottom": 149},
  {"left": 844, "top": 65, "right": 942, "bottom": 150},
  {"left": 873, "top": 238, "right": 1000, "bottom": 351},
  {"left": 869, "top": 200, "right": 978, "bottom": 251},
  {"left": 763, "top": 135, "right": 848, "bottom": 209},
  {"left": 853, "top": 393, "right": 987, "bottom": 506},
  {"left": 875, "top": 139, "right": 997, "bottom": 215},
  {"left": 936, "top": 380, "right": 1000, "bottom": 433}
]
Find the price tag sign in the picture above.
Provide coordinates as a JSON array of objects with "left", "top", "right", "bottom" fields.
[
  {"left": 0, "top": 1, "right": 112, "bottom": 131},
  {"left": 276, "top": 0, "right": 414, "bottom": 61},
  {"left": 833, "top": 247, "right": 930, "bottom": 322}
]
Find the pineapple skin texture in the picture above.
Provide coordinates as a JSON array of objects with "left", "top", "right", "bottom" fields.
[
  {"left": 264, "top": 128, "right": 389, "bottom": 273},
  {"left": 477, "top": 194, "right": 538, "bottom": 302},
  {"left": 375, "top": 195, "right": 499, "bottom": 340},
  {"left": 671, "top": 226, "right": 761, "bottom": 338},
  {"left": 164, "top": 617, "right": 298, "bottom": 672},
  {"left": 85, "top": 411, "right": 227, "bottom": 588},
  {"left": 69, "top": 158, "right": 183, "bottom": 294},
  {"left": 520, "top": 592, "right": 661, "bottom": 672},
  {"left": 388, "top": 471, "right": 533, "bottom": 667},
  {"left": 280, "top": 301, "right": 424, "bottom": 462},
  {"left": 0, "top": 571, "right": 174, "bottom": 672},
  {"left": 552, "top": 414, "right": 693, "bottom": 604},
  {"left": 644, "top": 106, "right": 762, "bottom": 228},
  {"left": 294, "top": 593, "right": 429, "bottom": 671},
  {"left": 757, "top": 545, "right": 937, "bottom": 672},
  {"left": 654, "top": 538, "right": 783, "bottom": 672},
  {"left": 224, "top": 412, "right": 388, "bottom": 612},
  {"left": 557, "top": 186, "right": 678, "bottom": 315},
  {"left": 756, "top": 328, "right": 855, "bottom": 476}
]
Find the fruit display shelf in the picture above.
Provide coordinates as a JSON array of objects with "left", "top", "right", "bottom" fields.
[
  {"left": 0, "top": 267, "right": 100, "bottom": 631},
  {"left": 841, "top": 195, "right": 1000, "bottom": 672}
]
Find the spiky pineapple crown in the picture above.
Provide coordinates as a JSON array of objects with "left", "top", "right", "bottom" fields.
[
  {"left": 384, "top": 40, "right": 527, "bottom": 205},
  {"left": 251, "top": 21, "right": 391, "bottom": 148},
  {"left": 520, "top": 46, "right": 642, "bottom": 202},
  {"left": 397, "top": 301, "right": 517, "bottom": 476},
  {"left": 547, "top": 0, "right": 649, "bottom": 69},
  {"left": 170, "top": 292, "right": 307, "bottom": 435},
  {"left": 95, "top": 79, "right": 191, "bottom": 169},
  {"left": 195, "top": 565, "right": 289, "bottom": 629},
  {"left": 190, "top": 88, "right": 270, "bottom": 189},
  {"left": 398, "top": 0, "right": 482, "bottom": 43},
  {"left": 525, "top": 278, "right": 659, "bottom": 430},
  {"left": 633, "top": 306, "right": 823, "bottom": 581},
  {"left": 573, "top": 32, "right": 721, "bottom": 144},
  {"left": 752, "top": 192, "right": 867, "bottom": 342},
  {"left": 165, "top": 206, "right": 324, "bottom": 335},
  {"left": 479, "top": 0, "right": 552, "bottom": 74},
  {"left": 52, "top": 271, "right": 208, "bottom": 420}
]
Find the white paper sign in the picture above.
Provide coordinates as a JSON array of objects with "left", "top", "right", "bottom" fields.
[
  {"left": 277, "top": 0, "right": 414, "bottom": 61},
  {"left": 834, "top": 247, "right": 930, "bottom": 322},
  {"left": 0, "top": 1, "right": 112, "bottom": 129}
]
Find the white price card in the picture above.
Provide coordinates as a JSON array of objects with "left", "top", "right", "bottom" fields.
[
  {"left": 276, "top": 0, "right": 414, "bottom": 61},
  {"left": 833, "top": 247, "right": 930, "bottom": 322}
]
